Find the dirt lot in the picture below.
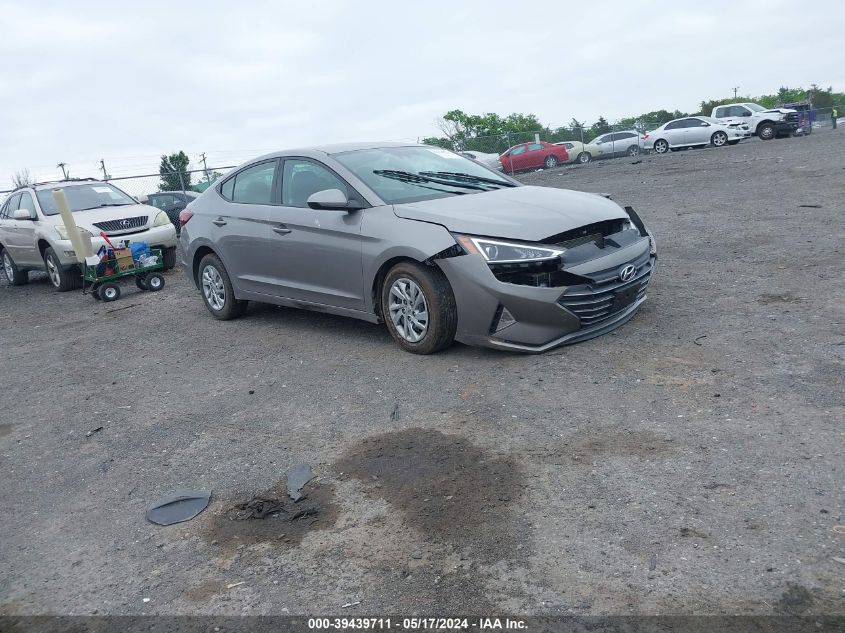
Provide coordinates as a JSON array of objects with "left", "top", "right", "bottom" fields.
[{"left": 1, "top": 130, "right": 843, "bottom": 617}]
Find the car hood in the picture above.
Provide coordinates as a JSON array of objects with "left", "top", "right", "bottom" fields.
[
  {"left": 392, "top": 186, "right": 628, "bottom": 242},
  {"left": 764, "top": 107, "right": 797, "bottom": 114},
  {"left": 48, "top": 203, "right": 157, "bottom": 230}
]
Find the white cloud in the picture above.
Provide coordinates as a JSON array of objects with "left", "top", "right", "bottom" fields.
[{"left": 0, "top": 0, "right": 842, "bottom": 187}]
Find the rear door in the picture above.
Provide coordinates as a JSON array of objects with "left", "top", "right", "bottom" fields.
[
  {"left": 611, "top": 132, "right": 638, "bottom": 156},
  {"left": 212, "top": 159, "right": 281, "bottom": 296},
  {"left": 524, "top": 142, "right": 546, "bottom": 168},
  {"left": 266, "top": 157, "right": 365, "bottom": 309},
  {"left": 0, "top": 194, "right": 26, "bottom": 263}
]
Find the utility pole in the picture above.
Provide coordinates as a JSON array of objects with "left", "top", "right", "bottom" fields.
[
  {"left": 99, "top": 159, "right": 110, "bottom": 181},
  {"left": 57, "top": 162, "right": 69, "bottom": 179},
  {"left": 199, "top": 152, "right": 211, "bottom": 184},
  {"left": 732, "top": 86, "right": 739, "bottom": 99}
]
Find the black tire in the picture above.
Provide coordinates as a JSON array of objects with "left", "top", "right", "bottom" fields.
[
  {"left": 162, "top": 247, "right": 176, "bottom": 270},
  {"left": 135, "top": 274, "right": 147, "bottom": 290},
  {"left": 1, "top": 248, "right": 28, "bottom": 286},
  {"left": 711, "top": 131, "right": 728, "bottom": 147},
  {"left": 577, "top": 152, "right": 592, "bottom": 164},
  {"left": 381, "top": 261, "right": 456, "bottom": 355},
  {"left": 43, "top": 247, "right": 81, "bottom": 292},
  {"left": 653, "top": 139, "right": 669, "bottom": 154},
  {"left": 146, "top": 272, "right": 165, "bottom": 292},
  {"left": 100, "top": 282, "right": 121, "bottom": 302},
  {"left": 757, "top": 122, "right": 775, "bottom": 140},
  {"left": 626, "top": 145, "right": 640, "bottom": 157},
  {"left": 197, "top": 253, "right": 247, "bottom": 320},
  {"left": 544, "top": 155, "right": 558, "bottom": 169}
]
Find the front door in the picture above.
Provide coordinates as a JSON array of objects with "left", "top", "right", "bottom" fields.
[{"left": 264, "top": 157, "right": 365, "bottom": 310}]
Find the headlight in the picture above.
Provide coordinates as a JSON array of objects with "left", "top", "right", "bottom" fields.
[
  {"left": 454, "top": 235, "right": 564, "bottom": 264},
  {"left": 153, "top": 211, "right": 171, "bottom": 227},
  {"left": 55, "top": 225, "right": 69, "bottom": 240}
]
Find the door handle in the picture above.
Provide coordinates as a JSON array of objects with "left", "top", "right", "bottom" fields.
[
  {"left": 212, "top": 218, "right": 227, "bottom": 227},
  {"left": 273, "top": 227, "right": 291, "bottom": 235}
]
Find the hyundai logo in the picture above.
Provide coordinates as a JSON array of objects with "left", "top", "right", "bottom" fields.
[{"left": 618, "top": 264, "right": 636, "bottom": 282}]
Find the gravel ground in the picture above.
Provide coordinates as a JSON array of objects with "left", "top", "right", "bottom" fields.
[{"left": 1, "top": 130, "right": 843, "bottom": 617}]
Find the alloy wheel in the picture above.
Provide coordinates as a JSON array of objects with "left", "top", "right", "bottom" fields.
[
  {"left": 202, "top": 265, "right": 226, "bottom": 311},
  {"left": 3, "top": 252, "right": 13, "bottom": 281},
  {"left": 713, "top": 132, "right": 727, "bottom": 146},
  {"left": 388, "top": 277, "right": 429, "bottom": 343},
  {"left": 45, "top": 255, "right": 61, "bottom": 287},
  {"left": 654, "top": 140, "right": 668, "bottom": 154}
]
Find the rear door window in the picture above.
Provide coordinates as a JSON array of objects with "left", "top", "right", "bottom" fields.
[{"left": 221, "top": 160, "right": 278, "bottom": 204}]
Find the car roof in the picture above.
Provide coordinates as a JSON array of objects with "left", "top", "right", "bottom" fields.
[{"left": 264, "top": 141, "right": 425, "bottom": 158}]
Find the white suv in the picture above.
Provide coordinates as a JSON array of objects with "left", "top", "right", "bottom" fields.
[
  {"left": 711, "top": 102, "right": 799, "bottom": 140},
  {"left": 0, "top": 179, "right": 177, "bottom": 291}
]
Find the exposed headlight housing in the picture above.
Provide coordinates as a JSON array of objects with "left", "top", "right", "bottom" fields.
[
  {"left": 153, "top": 211, "right": 171, "bottom": 227},
  {"left": 55, "top": 225, "right": 69, "bottom": 240},
  {"left": 454, "top": 235, "right": 564, "bottom": 264}
]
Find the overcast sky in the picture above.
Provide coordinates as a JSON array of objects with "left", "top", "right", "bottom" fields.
[{"left": 1, "top": 0, "right": 842, "bottom": 188}]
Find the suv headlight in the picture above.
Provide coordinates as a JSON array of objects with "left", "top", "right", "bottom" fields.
[
  {"left": 454, "top": 235, "right": 564, "bottom": 264},
  {"left": 153, "top": 211, "right": 171, "bottom": 227},
  {"left": 55, "top": 225, "right": 69, "bottom": 240}
]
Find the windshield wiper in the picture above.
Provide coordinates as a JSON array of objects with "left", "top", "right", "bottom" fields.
[
  {"left": 419, "top": 171, "right": 516, "bottom": 188},
  {"left": 77, "top": 203, "right": 134, "bottom": 211},
  {"left": 373, "top": 170, "right": 485, "bottom": 193}
]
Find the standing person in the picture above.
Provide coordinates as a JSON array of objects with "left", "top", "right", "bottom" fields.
[{"left": 832, "top": 107, "right": 838, "bottom": 130}]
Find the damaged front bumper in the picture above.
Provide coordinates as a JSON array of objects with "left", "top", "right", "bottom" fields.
[{"left": 436, "top": 231, "right": 656, "bottom": 353}]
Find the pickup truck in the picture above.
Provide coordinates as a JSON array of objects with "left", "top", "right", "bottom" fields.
[{"left": 710, "top": 102, "right": 799, "bottom": 140}]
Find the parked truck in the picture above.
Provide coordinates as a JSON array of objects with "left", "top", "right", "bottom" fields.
[{"left": 710, "top": 102, "right": 799, "bottom": 140}]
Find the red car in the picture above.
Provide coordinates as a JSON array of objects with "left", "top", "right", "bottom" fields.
[{"left": 499, "top": 141, "right": 569, "bottom": 172}]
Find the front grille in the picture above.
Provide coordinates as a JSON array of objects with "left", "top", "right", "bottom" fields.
[
  {"left": 93, "top": 216, "right": 149, "bottom": 234},
  {"left": 558, "top": 256, "right": 653, "bottom": 327},
  {"left": 784, "top": 112, "right": 799, "bottom": 123}
]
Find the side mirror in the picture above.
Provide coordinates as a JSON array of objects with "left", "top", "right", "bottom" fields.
[
  {"left": 13, "top": 209, "right": 34, "bottom": 220},
  {"left": 306, "top": 188, "right": 362, "bottom": 211}
]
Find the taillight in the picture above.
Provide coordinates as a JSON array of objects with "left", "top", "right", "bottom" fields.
[
  {"left": 641, "top": 134, "right": 649, "bottom": 140},
  {"left": 179, "top": 208, "right": 194, "bottom": 226}
]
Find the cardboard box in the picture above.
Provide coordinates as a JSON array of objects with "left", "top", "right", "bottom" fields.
[{"left": 113, "top": 248, "right": 135, "bottom": 272}]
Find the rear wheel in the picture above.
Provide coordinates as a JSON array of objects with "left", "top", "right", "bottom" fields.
[
  {"left": 711, "top": 131, "right": 728, "bottom": 147},
  {"left": 544, "top": 155, "right": 558, "bottom": 169},
  {"left": 577, "top": 152, "right": 592, "bottom": 164},
  {"left": 653, "top": 139, "right": 669, "bottom": 154},
  {"left": 626, "top": 145, "right": 640, "bottom": 156},
  {"left": 43, "top": 247, "right": 81, "bottom": 292},
  {"left": 198, "top": 253, "right": 247, "bottom": 320},
  {"left": 2, "top": 249, "right": 28, "bottom": 286},
  {"left": 381, "top": 261, "right": 456, "bottom": 355}
]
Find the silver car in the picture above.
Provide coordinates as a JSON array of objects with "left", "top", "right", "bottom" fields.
[
  {"left": 0, "top": 179, "right": 177, "bottom": 291},
  {"left": 643, "top": 116, "right": 748, "bottom": 153},
  {"left": 179, "top": 143, "right": 656, "bottom": 354}
]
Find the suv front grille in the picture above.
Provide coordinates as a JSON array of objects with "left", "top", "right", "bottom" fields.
[
  {"left": 558, "top": 256, "right": 653, "bottom": 327},
  {"left": 93, "top": 216, "right": 149, "bottom": 234},
  {"left": 784, "top": 112, "right": 799, "bottom": 123}
]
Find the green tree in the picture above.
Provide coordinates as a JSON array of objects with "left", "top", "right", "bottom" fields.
[{"left": 159, "top": 151, "right": 191, "bottom": 192}]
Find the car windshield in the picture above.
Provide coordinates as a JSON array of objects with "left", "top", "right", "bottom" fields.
[
  {"left": 36, "top": 183, "right": 136, "bottom": 215},
  {"left": 334, "top": 146, "right": 513, "bottom": 204},
  {"left": 745, "top": 103, "right": 765, "bottom": 112}
]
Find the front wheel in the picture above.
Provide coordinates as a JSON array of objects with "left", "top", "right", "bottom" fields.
[
  {"left": 653, "top": 139, "right": 669, "bottom": 154},
  {"left": 198, "top": 253, "right": 247, "bottom": 320},
  {"left": 2, "top": 249, "right": 28, "bottom": 286},
  {"left": 577, "top": 152, "right": 592, "bottom": 164},
  {"left": 757, "top": 123, "right": 775, "bottom": 140},
  {"left": 711, "top": 131, "right": 728, "bottom": 147},
  {"left": 145, "top": 272, "right": 165, "bottom": 292},
  {"left": 544, "top": 155, "right": 558, "bottom": 169},
  {"left": 162, "top": 247, "right": 176, "bottom": 270},
  {"left": 100, "top": 282, "right": 121, "bottom": 302},
  {"left": 43, "top": 247, "right": 80, "bottom": 292},
  {"left": 381, "top": 261, "right": 456, "bottom": 355}
]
